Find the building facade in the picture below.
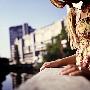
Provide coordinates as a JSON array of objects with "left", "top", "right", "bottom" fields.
[
  {"left": 35, "top": 20, "right": 63, "bottom": 51},
  {"left": 24, "top": 20, "right": 64, "bottom": 64},
  {"left": 9, "top": 23, "right": 34, "bottom": 64},
  {"left": 9, "top": 23, "right": 34, "bottom": 46},
  {"left": 9, "top": 20, "right": 64, "bottom": 64}
]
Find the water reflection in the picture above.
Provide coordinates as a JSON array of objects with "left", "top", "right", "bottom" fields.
[
  {"left": 0, "top": 58, "right": 35, "bottom": 90},
  {"left": 0, "top": 71, "right": 34, "bottom": 90},
  {"left": 2, "top": 74, "right": 13, "bottom": 90},
  {"left": 0, "top": 71, "right": 9, "bottom": 90},
  {"left": 11, "top": 72, "right": 33, "bottom": 89}
]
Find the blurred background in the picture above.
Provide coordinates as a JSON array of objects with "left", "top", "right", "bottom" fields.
[{"left": 0, "top": 0, "right": 76, "bottom": 90}]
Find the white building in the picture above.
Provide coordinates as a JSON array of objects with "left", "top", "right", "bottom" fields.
[
  {"left": 11, "top": 20, "right": 64, "bottom": 64},
  {"left": 9, "top": 23, "right": 35, "bottom": 64},
  {"left": 32, "top": 20, "right": 64, "bottom": 63},
  {"left": 35, "top": 20, "right": 63, "bottom": 51}
]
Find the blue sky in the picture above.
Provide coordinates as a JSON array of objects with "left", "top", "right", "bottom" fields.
[{"left": 0, "top": 0, "right": 66, "bottom": 58}]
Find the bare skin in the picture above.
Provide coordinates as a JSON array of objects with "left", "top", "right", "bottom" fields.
[
  {"left": 60, "top": 64, "right": 90, "bottom": 79},
  {"left": 40, "top": 54, "right": 76, "bottom": 71},
  {"left": 40, "top": 54, "right": 90, "bottom": 79}
]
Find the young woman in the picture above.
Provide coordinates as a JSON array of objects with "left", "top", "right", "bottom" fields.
[{"left": 40, "top": 0, "right": 90, "bottom": 79}]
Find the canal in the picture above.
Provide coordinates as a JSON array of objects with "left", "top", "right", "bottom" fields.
[
  {"left": 0, "top": 58, "right": 39, "bottom": 90},
  {"left": 1, "top": 71, "right": 34, "bottom": 90}
]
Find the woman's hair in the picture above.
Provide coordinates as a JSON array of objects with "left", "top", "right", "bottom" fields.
[
  {"left": 66, "top": 7, "right": 79, "bottom": 49},
  {"left": 50, "top": 0, "right": 72, "bottom": 8},
  {"left": 66, "top": 0, "right": 90, "bottom": 49},
  {"left": 50, "top": 0, "right": 90, "bottom": 49},
  {"left": 50, "top": 0, "right": 90, "bottom": 9}
]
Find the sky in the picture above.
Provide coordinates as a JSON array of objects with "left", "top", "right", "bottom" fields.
[{"left": 0, "top": 0, "right": 67, "bottom": 58}]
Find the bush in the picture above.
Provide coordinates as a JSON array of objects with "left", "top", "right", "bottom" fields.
[{"left": 42, "top": 26, "right": 76, "bottom": 62}]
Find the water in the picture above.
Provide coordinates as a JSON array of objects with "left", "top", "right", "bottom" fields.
[
  {"left": 0, "top": 72, "right": 34, "bottom": 90},
  {"left": 2, "top": 74, "right": 13, "bottom": 90}
]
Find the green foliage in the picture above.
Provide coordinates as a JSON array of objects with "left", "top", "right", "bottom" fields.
[
  {"left": 43, "top": 43, "right": 62, "bottom": 62},
  {"left": 42, "top": 26, "right": 76, "bottom": 62}
]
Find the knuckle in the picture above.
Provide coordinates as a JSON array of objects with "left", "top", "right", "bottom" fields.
[{"left": 67, "top": 64, "right": 73, "bottom": 68}]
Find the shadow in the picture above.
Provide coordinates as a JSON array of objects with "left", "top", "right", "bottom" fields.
[
  {"left": 0, "top": 58, "right": 10, "bottom": 90},
  {"left": 0, "top": 57, "right": 9, "bottom": 71},
  {"left": 9, "top": 64, "right": 36, "bottom": 74},
  {"left": 11, "top": 71, "right": 34, "bottom": 89}
]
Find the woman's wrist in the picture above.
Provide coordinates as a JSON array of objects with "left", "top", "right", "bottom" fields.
[{"left": 50, "top": 59, "right": 61, "bottom": 67}]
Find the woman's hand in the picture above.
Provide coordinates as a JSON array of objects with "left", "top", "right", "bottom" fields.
[
  {"left": 59, "top": 64, "right": 90, "bottom": 79},
  {"left": 40, "top": 62, "right": 52, "bottom": 71},
  {"left": 59, "top": 64, "right": 82, "bottom": 76},
  {"left": 40, "top": 61, "right": 59, "bottom": 71}
]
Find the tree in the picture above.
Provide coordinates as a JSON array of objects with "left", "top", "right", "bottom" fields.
[{"left": 42, "top": 26, "right": 76, "bottom": 62}]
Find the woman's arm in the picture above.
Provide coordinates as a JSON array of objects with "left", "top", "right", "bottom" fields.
[
  {"left": 55, "top": 54, "right": 76, "bottom": 67},
  {"left": 40, "top": 54, "right": 76, "bottom": 71}
]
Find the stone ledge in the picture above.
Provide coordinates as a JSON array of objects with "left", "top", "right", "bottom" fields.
[{"left": 18, "top": 68, "right": 90, "bottom": 90}]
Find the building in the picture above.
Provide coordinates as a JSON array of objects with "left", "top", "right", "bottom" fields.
[
  {"left": 9, "top": 23, "right": 34, "bottom": 46},
  {"left": 35, "top": 20, "right": 63, "bottom": 51},
  {"left": 23, "top": 20, "right": 64, "bottom": 64},
  {"left": 23, "top": 33, "right": 35, "bottom": 64},
  {"left": 9, "top": 23, "right": 34, "bottom": 64},
  {"left": 9, "top": 20, "right": 64, "bottom": 64}
]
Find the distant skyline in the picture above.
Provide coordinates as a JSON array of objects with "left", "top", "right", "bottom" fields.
[{"left": 0, "top": 0, "right": 66, "bottom": 58}]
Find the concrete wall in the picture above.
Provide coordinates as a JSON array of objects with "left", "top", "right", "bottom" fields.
[{"left": 18, "top": 68, "right": 90, "bottom": 90}]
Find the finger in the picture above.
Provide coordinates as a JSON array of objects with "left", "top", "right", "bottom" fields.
[
  {"left": 40, "top": 62, "right": 50, "bottom": 71},
  {"left": 44, "top": 62, "right": 51, "bottom": 67},
  {"left": 60, "top": 65, "right": 74, "bottom": 72},
  {"left": 60, "top": 67, "right": 78, "bottom": 75},
  {"left": 40, "top": 66, "right": 46, "bottom": 71},
  {"left": 69, "top": 70, "right": 82, "bottom": 76},
  {"left": 40, "top": 63, "right": 47, "bottom": 71}
]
